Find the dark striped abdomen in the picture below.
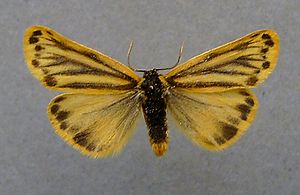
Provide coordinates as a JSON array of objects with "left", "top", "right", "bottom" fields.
[{"left": 141, "top": 70, "right": 168, "bottom": 156}]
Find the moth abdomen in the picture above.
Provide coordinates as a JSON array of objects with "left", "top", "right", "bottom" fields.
[{"left": 141, "top": 70, "right": 168, "bottom": 156}]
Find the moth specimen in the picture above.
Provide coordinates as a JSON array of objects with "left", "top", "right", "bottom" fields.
[{"left": 23, "top": 26, "right": 279, "bottom": 157}]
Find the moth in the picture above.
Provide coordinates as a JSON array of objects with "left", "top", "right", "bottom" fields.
[{"left": 23, "top": 26, "right": 279, "bottom": 158}]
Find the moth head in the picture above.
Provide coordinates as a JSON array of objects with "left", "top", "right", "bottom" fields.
[{"left": 142, "top": 69, "right": 159, "bottom": 79}]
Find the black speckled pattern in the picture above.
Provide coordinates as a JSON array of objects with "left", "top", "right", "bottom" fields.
[{"left": 141, "top": 70, "right": 168, "bottom": 144}]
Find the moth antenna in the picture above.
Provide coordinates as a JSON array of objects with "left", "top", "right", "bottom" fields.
[
  {"left": 129, "top": 41, "right": 150, "bottom": 72},
  {"left": 174, "top": 41, "right": 185, "bottom": 67},
  {"left": 127, "top": 40, "right": 134, "bottom": 69},
  {"left": 156, "top": 41, "right": 185, "bottom": 71}
]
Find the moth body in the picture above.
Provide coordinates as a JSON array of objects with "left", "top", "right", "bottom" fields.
[{"left": 140, "top": 70, "right": 168, "bottom": 156}]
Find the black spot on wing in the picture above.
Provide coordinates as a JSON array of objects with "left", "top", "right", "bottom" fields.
[
  {"left": 237, "top": 104, "right": 251, "bottom": 120},
  {"left": 237, "top": 104, "right": 251, "bottom": 114},
  {"left": 262, "top": 34, "right": 271, "bottom": 39},
  {"left": 240, "top": 113, "right": 247, "bottom": 120},
  {"left": 56, "top": 111, "right": 69, "bottom": 121},
  {"left": 31, "top": 59, "right": 39, "bottom": 67},
  {"left": 262, "top": 61, "right": 270, "bottom": 69},
  {"left": 245, "top": 97, "right": 255, "bottom": 106},
  {"left": 35, "top": 45, "right": 44, "bottom": 51},
  {"left": 54, "top": 96, "right": 66, "bottom": 103},
  {"left": 73, "top": 131, "right": 90, "bottom": 147},
  {"left": 246, "top": 76, "right": 258, "bottom": 86},
  {"left": 220, "top": 122, "right": 238, "bottom": 141},
  {"left": 50, "top": 104, "right": 59, "bottom": 114},
  {"left": 32, "top": 30, "right": 42, "bottom": 36},
  {"left": 60, "top": 122, "right": 68, "bottom": 130},
  {"left": 29, "top": 37, "right": 39, "bottom": 44},
  {"left": 265, "top": 40, "right": 274, "bottom": 47},
  {"left": 44, "top": 76, "right": 57, "bottom": 86},
  {"left": 261, "top": 48, "right": 269, "bottom": 54}
]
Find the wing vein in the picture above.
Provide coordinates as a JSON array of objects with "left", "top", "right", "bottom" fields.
[{"left": 59, "top": 82, "right": 136, "bottom": 90}]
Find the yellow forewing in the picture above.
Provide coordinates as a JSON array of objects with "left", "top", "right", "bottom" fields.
[
  {"left": 24, "top": 26, "right": 141, "bottom": 94},
  {"left": 166, "top": 88, "right": 257, "bottom": 150},
  {"left": 48, "top": 91, "right": 141, "bottom": 158},
  {"left": 165, "top": 30, "right": 279, "bottom": 93}
]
